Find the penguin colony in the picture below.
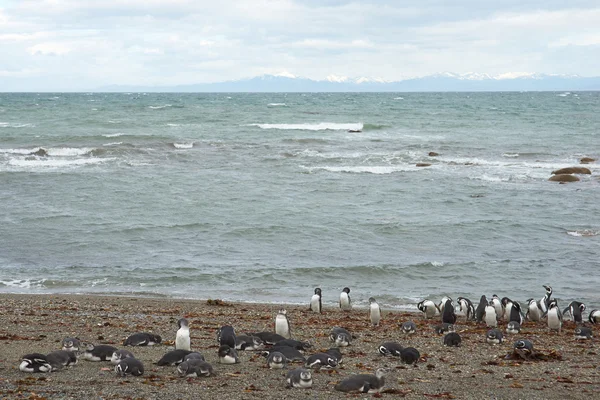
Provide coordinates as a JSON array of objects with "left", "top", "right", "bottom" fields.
[{"left": 17, "top": 285, "right": 596, "bottom": 395}]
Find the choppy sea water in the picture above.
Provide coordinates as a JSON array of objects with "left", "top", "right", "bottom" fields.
[{"left": 0, "top": 92, "right": 599, "bottom": 310}]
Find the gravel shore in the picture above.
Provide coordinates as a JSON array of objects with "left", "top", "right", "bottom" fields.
[{"left": 0, "top": 294, "right": 598, "bottom": 399}]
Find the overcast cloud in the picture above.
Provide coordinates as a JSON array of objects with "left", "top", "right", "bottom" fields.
[{"left": 0, "top": 0, "right": 599, "bottom": 90}]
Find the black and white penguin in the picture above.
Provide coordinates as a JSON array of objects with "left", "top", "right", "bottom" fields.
[
  {"left": 506, "top": 321, "right": 521, "bottom": 334},
  {"left": 235, "top": 335, "right": 263, "bottom": 351},
  {"left": 491, "top": 295, "right": 504, "bottom": 320},
  {"left": 484, "top": 301, "right": 498, "bottom": 328},
  {"left": 417, "top": 300, "right": 439, "bottom": 319},
  {"left": 538, "top": 285, "right": 553, "bottom": 314},
  {"left": 183, "top": 352, "right": 205, "bottom": 362},
  {"left": 266, "top": 351, "right": 287, "bottom": 369},
  {"left": 563, "top": 301, "right": 586, "bottom": 323},
  {"left": 457, "top": 297, "right": 475, "bottom": 320},
  {"left": 574, "top": 327, "right": 593, "bottom": 340},
  {"left": 433, "top": 323, "right": 455, "bottom": 335},
  {"left": 486, "top": 329, "right": 503, "bottom": 345},
  {"left": 501, "top": 297, "right": 514, "bottom": 321},
  {"left": 369, "top": 297, "right": 381, "bottom": 326},
  {"left": 19, "top": 353, "right": 53, "bottom": 373},
  {"left": 177, "top": 359, "right": 214, "bottom": 377},
  {"left": 546, "top": 299, "right": 562, "bottom": 333},
  {"left": 514, "top": 339, "right": 534, "bottom": 360},
  {"left": 175, "top": 318, "right": 191, "bottom": 351},
  {"left": 475, "top": 295, "right": 487, "bottom": 323},
  {"left": 274, "top": 339, "right": 312, "bottom": 351},
  {"left": 326, "top": 347, "right": 343, "bottom": 364},
  {"left": 438, "top": 296, "right": 452, "bottom": 314},
  {"left": 111, "top": 349, "right": 135, "bottom": 365},
  {"left": 265, "top": 346, "right": 306, "bottom": 363},
  {"left": 401, "top": 321, "right": 417, "bottom": 334},
  {"left": 123, "top": 332, "right": 161, "bottom": 346},
  {"left": 509, "top": 302, "right": 524, "bottom": 325},
  {"left": 443, "top": 332, "right": 461, "bottom": 347},
  {"left": 46, "top": 350, "right": 77, "bottom": 370},
  {"left": 330, "top": 327, "right": 352, "bottom": 347},
  {"left": 442, "top": 299, "right": 457, "bottom": 324},
  {"left": 400, "top": 347, "right": 420, "bottom": 365},
  {"left": 61, "top": 337, "right": 81, "bottom": 352},
  {"left": 217, "top": 325, "right": 237, "bottom": 348},
  {"left": 378, "top": 341, "right": 403, "bottom": 357},
  {"left": 82, "top": 344, "right": 117, "bottom": 362},
  {"left": 286, "top": 368, "right": 313, "bottom": 388},
  {"left": 340, "top": 287, "right": 352, "bottom": 311},
  {"left": 218, "top": 345, "right": 240, "bottom": 364},
  {"left": 250, "top": 332, "right": 286, "bottom": 345},
  {"left": 334, "top": 368, "right": 387, "bottom": 393},
  {"left": 305, "top": 352, "right": 338, "bottom": 370},
  {"left": 115, "top": 358, "right": 144, "bottom": 377},
  {"left": 156, "top": 349, "right": 192, "bottom": 366},
  {"left": 275, "top": 309, "right": 291, "bottom": 339},
  {"left": 589, "top": 309, "right": 600, "bottom": 324},
  {"left": 525, "top": 298, "right": 542, "bottom": 322},
  {"left": 310, "top": 288, "right": 322, "bottom": 313}
]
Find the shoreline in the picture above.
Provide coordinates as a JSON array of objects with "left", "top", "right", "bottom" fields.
[{"left": 1, "top": 293, "right": 599, "bottom": 399}]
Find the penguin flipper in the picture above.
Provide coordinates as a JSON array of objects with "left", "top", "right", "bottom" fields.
[{"left": 562, "top": 307, "right": 570, "bottom": 316}]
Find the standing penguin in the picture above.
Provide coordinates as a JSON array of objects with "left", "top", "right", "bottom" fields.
[
  {"left": 417, "top": 300, "right": 439, "bottom": 319},
  {"left": 538, "top": 285, "right": 553, "bottom": 314},
  {"left": 275, "top": 309, "right": 292, "bottom": 339},
  {"left": 475, "top": 295, "right": 487, "bottom": 323},
  {"left": 501, "top": 297, "right": 514, "bottom": 321},
  {"left": 369, "top": 297, "right": 381, "bottom": 327},
  {"left": 484, "top": 301, "right": 498, "bottom": 328},
  {"left": 339, "top": 287, "right": 352, "bottom": 311},
  {"left": 217, "top": 325, "right": 237, "bottom": 348},
  {"left": 563, "top": 301, "right": 586, "bottom": 323},
  {"left": 509, "top": 301, "right": 524, "bottom": 325},
  {"left": 442, "top": 299, "right": 457, "bottom": 324},
  {"left": 309, "top": 288, "right": 322, "bottom": 314},
  {"left": 491, "top": 295, "right": 504, "bottom": 319},
  {"left": 547, "top": 299, "right": 562, "bottom": 333},
  {"left": 525, "top": 298, "right": 542, "bottom": 322},
  {"left": 176, "top": 318, "right": 191, "bottom": 351},
  {"left": 457, "top": 297, "right": 475, "bottom": 320}
]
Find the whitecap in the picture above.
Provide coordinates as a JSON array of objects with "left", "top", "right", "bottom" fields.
[
  {"left": 249, "top": 122, "right": 363, "bottom": 131},
  {"left": 45, "top": 147, "right": 94, "bottom": 157},
  {"left": 0, "top": 279, "right": 45, "bottom": 289},
  {"left": 166, "top": 123, "right": 181, "bottom": 127},
  {"left": 102, "top": 133, "right": 124, "bottom": 138},
  {"left": 267, "top": 103, "right": 286, "bottom": 106},
  {"left": 8, "top": 157, "right": 115, "bottom": 169},
  {"left": 502, "top": 153, "right": 519, "bottom": 158},
  {"left": 149, "top": 104, "right": 172, "bottom": 109},
  {"left": 173, "top": 142, "right": 194, "bottom": 149},
  {"left": 103, "top": 142, "right": 122, "bottom": 146},
  {"left": 0, "top": 122, "right": 35, "bottom": 128},
  {"left": 393, "top": 97, "right": 404, "bottom": 100},
  {"left": 302, "top": 165, "right": 418, "bottom": 174},
  {"left": 567, "top": 230, "right": 599, "bottom": 237}
]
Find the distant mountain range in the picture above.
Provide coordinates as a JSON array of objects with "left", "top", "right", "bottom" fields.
[{"left": 97, "top": 73, "right": 600, "bottom": 92}]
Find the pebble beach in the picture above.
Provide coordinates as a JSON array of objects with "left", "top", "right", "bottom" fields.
[{"left": 1, "top": 293, "right": 599, "bottom": 399}]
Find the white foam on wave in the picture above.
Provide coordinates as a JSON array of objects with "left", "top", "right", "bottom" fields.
[
  {"left": 567, "top": 230, "right": 599, "bottom": 237},
  {"left": 166, "top": 123, "right": 181, "bottom": 127},
  {"left": 102, "top": 133, "right": 124, "bottom": 138},
  {"left": 394, "top": 97, "right": 404, "bottom": 100},
  {"left": 149, "top": 104, "right": 172, "bottom": 109},
  {"left": 0, "top": 147, "right": 93, "bottom": 156},
  {"left": 8, "top": 157, "right": 115, "bottom": 168},
  {"left": 0, "top": 122, "right": 35, "bottom": 128},
  {"left": 267, "top": 103, "right": 286, "bottom": 106},
  {"left": 558, "top": 92, "right": 570, "bottom": 97},
  {"left": 173, "top": 142, "right": 194, "bottom": 149},
  {"left": 302, "top": 165, "right": 420, "bottom": 174},
  {"left": 0, "top": 279, "right": 45, "bottom": 289},
  {"left": 103, "top": 142, "right": 122, "bottom": 146},
  {"left": 502, "top": 153, "right": 519, "bottom": 158},
  {"left": 249, "top": 122, "right": 363, "bottom": 131}
]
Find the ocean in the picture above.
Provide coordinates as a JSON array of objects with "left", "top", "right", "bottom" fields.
[{"left": 1, "top": 92, "right": 598, "bottom": 310}]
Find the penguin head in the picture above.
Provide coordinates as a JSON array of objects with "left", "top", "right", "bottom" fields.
[
  {"left": 579, "top": 303, "right": 586, "bottom": 312},
  {"left": 526, "top": 298, "right": 535, "bottom": 305},
  {"left": 85, "top": 343, "right": 95, "bottom": 352},
  {"left": 218, "top": 345, "right": 232, "bottom": 357},
  {"left": 342, "top": 287, "right": 350, "bottom": 294},
  {"left": 299, "top": 370, "right": 312, "bottom": 381},
  {"left": 178, "top": 318, "right": 189, "bottom": 329},
  {"left": 417, "top": 301, "right": 425, "bottom": 312},
  {"left": 115, "top": 362, "right": 128, "bottom": 376},
  {"left": 548, "top": 300, "right": 559, "bottom": 309},
  {"left": 501, "top": 297, "right": 511, "bottom": 306},
  {"left": 176, "top": 361, "right": 189, "bottom": 376},
  {"left": 368, "top": 297, "right": 377, "bottom": 304},
  {"left": 514, "top": 340, "right": 532, "bottom": 351},
  {"left": 278, "top": 309, "right": 287, "bottom": 315},
  {"left": 314, "top": 288, "right": 321, "bottom": 295},
  {"left": 375, "top": 368, "right": 388, "bottom": 379},
  {"left": 543, "top": 285, "right": 552, "bottom": 294}
]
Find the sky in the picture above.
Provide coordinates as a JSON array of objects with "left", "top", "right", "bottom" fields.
[{"left": 0, "top": 0, "right": 599, "bottom": 90}]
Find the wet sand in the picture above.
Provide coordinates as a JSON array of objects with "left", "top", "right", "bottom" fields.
[{"left": 0, "top": 293, "right": 598, "bottom": 399}]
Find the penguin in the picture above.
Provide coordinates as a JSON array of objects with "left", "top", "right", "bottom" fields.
[
  {"left": 274, "top": 339, "right": 312, "bottom": 351},
  {"left": 61, "top": 337, "right": 81, "bottom": 352},
  {"left": 218, "top": 345, "right": 240, "bottom": 364},
  {"left": 491, "top": 295, "right": 504, "bottom": 320},
  {"left": 334, "top": 368, "right": 387, "bottom": 393},
  {"left": 486, "top": 329, "right": 503, "bottom": 345},
  {"left": 417, "top": 300, "right": 439, "bottom": 319},
  {"left": 46, "top": 350, "right": 77, "bottom": 370},
  {"left": 340, "top": 287, "right": 352, "bottom": 311},
  {"left": 325, "top": 348, "right": 343, "bottom": 364},
  {"left": 19, "top": 354, "right": 53, "bottom": 373},
  {"left": 538, "top": 285, "right": 553, "bottom": 314},
  {"left": 309, "top": 288, "right": 322, "bottom": 313},
  {"left": 123, "top": 332, "right": 161, "bottom": 346},
  {"left": 433, "top": 323, "right": 455, "bottom": 335},
  {"left": 217, "top": 325, "right": 237, "bottom": 348},
  {"left": 506, "top": 321, "right": 521, "bottom": 334},
  {"left": 111, "top": 349, "right": 135, "bottom": 365},
  {"left": 546, "top": 299, "right": 562, "bottom": 333},
  {"left": 330, "top": 327, "right": 352, "bottom": 347},
  {"left": 509, "top": 301, "right": 524, "bottom": 325},
  {"left": 82, "top": 344, "right": 117, "bottom": 362},
  {"left": 574, "top": 327, "right": 593, "bottom": 340},
  {"left": 156, "top": 349, "right": 192, "bottom": 366},
  {"left": 250, "top": 332, "right": 286, "bottom": 345},
  {"left": 501, "top": 297, "right": 514, "bottom": 321},
  {"left": 525, "top": 298, "right": 542, "bottom": 322},
  {"left": 235, "top": 335, "right": 264, "bottom": 351},
  {"left": 275, "top": 309, "right": 292, "bottom": 339},
  {"left": 401, "top": 321, "right": 417, "bottom": 334},
  {"left": 475, "top": 295, "right": 487, "bottom": 323},
  {"left": 589, "top": 309, "right": 600, "bottom": 324},
  {"left": 265, "top": 346, "right": 306, "bottom": 363},
  {"left": 183, "top": 352, "right": 205, "bottom": 362},
  {"left": 563, "top": 301, "right": 586, "bottom": 323},
  {"left": 457, "top": 297, "right": 475, "bottom": 320},
  {"left": 438, "top": 296, "right": 452, "bottom": 314},
  {"left": 266, "top": 351, "right": 287, "bottom": 369},
  {"left": 305, "top": 353, "right": 338, "bottom": 370},
  {"left": 115, "top": 358, "right": 144, "bottom": 377},
  {"left": 175, "top": 318, "right": 191, "bottom": 351},
  {"left": 484, "top": 302, "right": 498, "bottom": 328},
  {"left": 369, "top": 297, "right": 381, "bottom": 326},
  {"left": 443, "top": 332, "right": 461, "bottom": 347},
  {"left": 514, "top": 339, "right": 534, "bottom": 360},
  {"left": 177, "top": 359, "right": 214, "bottom": 377},
  {"left": 442, "top": 299, "right": 457, "bottom": 324},
  {"left": 286, "top": 368, "right": 313, "bottom": 388},
  {"left": 378, "top": 341, "right": 403, "bottom": 357},
  {"left": 400, "top": 347, "right": 420, "bottom": 365}
]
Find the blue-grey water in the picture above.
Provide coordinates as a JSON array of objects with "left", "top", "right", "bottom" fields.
[{"left": 1, "top": 92, "right": 599, "bottom": 310}]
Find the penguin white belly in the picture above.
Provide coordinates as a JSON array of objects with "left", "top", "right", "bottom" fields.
[
  {"left": 370, "top": 304, "right": 381, "bottom": 326},
  {"left": 484, "top": 307, "right": 497, "bottom": 327},
  {"left": 340, "top": 293, "right": 351, "bottom": 310},
  {"left": 82, "top": 353, "right": 102, "bottom": 362},
  {"left": 220, "top": 355, "right": 237, "bottom": 364},
  {"left": 310, "top": 295, "right": 321, "bottom": 313},
  {"left": 175, "top": 328, "right": 191, "bottom": 351},
  {"left": 298, "top": 379, "right": 312, "bottom": 388},
  {"left": 547, "top": 310, "right": 561, "bottom": 332},
  {"left": 275, "top": 315, "right": 290, "bottom": 338},
  {"left": 529, "top": 304, "right": 541, "bottom": 321}
]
